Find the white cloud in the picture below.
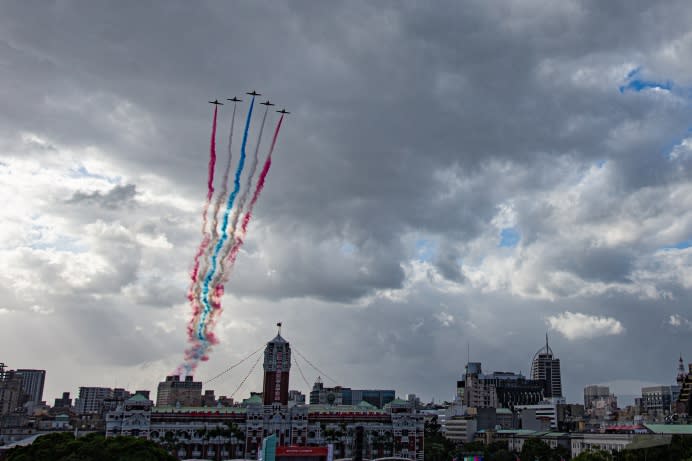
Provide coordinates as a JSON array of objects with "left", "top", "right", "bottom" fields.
[
  {"left": 669, "top": 314, "right": 692, "bottom": 329},
  {"left": 434, "top": 311, "right": 455, "bottom": 327},
  {"left": 546, "top": 311, "right": 625, "bottom": 340}
]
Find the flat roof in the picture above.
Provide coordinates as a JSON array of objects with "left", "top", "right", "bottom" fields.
[{"left": 644, "top": 424, "right": 692, "bottom": 435}]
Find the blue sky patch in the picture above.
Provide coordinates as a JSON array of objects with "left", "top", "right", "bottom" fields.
[
  {"left": 619, "top": 68, "right": 673, "bottom": 93},
  {"left": 662, "top": 239, "right": 692, "bottom": 251},
  {"left": 70, "top": 164, "right": 120, "bottom": 183},
  {"left": 499, "top": 227, "right": 520, "bottom": 248},
  {"left": 415, "top": 238, "right": 437, "bottom": 261},
  {"left": 340, "top": 242, "right": 357, "bottom": 255},
  {"left": 30, "top": 239, "right": 87, "bottom": 253}
]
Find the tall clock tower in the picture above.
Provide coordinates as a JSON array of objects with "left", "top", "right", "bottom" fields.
[{"left": 262, "top": 323, "right": 291, "bottom": 405}]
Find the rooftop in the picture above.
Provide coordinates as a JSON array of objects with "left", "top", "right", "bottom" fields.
[{"left": 645, "top": 424, "right": 692, "bottom": 435}]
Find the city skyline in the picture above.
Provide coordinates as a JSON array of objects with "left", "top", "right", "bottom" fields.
[
  {"left": 2, "top": 327, "right": 685, "bottom": 407},
  {"left": 1, "top": 1, "right": 692, "bottom": 407}
]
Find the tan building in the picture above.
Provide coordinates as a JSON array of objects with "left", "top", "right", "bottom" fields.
[
  {"left": 156, "top": 375, "right": 202, "bottom": 407},
  {"left": 0, "top": 366, "right": 23, "bottom": 416}
]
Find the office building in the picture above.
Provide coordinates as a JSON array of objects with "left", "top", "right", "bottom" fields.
[
  {"left": 350, "top": 389, "right": 395, "bottom": 408},
  {"left": 459, "top": 362, "right": 497, "bottom": 408},
  {"left": 156, "top": 375, "right": 202, "bottom": 407},
  {"left": 530, "top": 334, "right": 563, "bottom": 398},
  {"left": 202, "top": 389, "right": 216, "bottom": 407},
  {"left": 458, "top": 362, "right": 544, "bottom": 409},
  {"left": 309, "top": 379, "right": 395, "bottom": 409},
  {"left": 515, "top": 402, "right": 559, "bottom": 430},
  {"left": 75, "top": 387, "right": 113, "bottom": 414},
  {"left": 53, "top": 392, "right": 72, "bottom": 409},
  {"left": 309, "top": 378, "right": 349, "bottom": 405},
  {"left": 0, "top": 364, "right": 23, "bottom": 416},
  {"left": 288, "top": 390, "right": 306, "bottom": 406},
  {"left": 676, "top": 357, "right": 692, "bottom": 415},
  {"left": 640, "top": 386, "right": 674, "bottom": 416},
  {"left": 584, "top": 385, "right": 610, "bottom": 410},
  {"left": 15, "top": 369, "right": 45, "bottom": 404}
]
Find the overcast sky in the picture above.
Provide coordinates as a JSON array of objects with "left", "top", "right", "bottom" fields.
[{"left": 1, "top": 1, "right": 692, "bottom": 405}]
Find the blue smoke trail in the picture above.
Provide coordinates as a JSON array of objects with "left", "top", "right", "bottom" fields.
[{"left": 197, "top": 96, "right": 255, "bottom": 342}]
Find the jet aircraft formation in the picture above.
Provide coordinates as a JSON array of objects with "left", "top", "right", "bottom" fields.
[{"left": 178, "top": 90, "right": 288, "bottom": 375}]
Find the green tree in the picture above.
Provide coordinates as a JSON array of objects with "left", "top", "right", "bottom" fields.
[
  {"left": 520, "top": 438, "right": 568, "bottom": 461},
  {"left": 573, "top": 450, "right": 613, "bottom": 461},
  {"left": 490, "top": 448, "right": 514, "bottom": 461},
  {"left": 5, "top": 433, "right": 177, "bottom": 461},
  {"left": 424, "top": 416, "right": 455, "bottom": 461}
]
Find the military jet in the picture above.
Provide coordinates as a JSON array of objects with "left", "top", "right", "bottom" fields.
[
  {"left": 260, "top": 100, "right": 275, "bottom": 107},
  {"left": 208, "top": 99, "right": 224, "bottom": 105},
  {"left": 276, "top": 109, "right": 290, "bottom": 114},
  {"left": 227, "top": 97, "right": 242, "bottom": 102},
  {"left": 246, "top": 90, "right": 261, "bottom": 97}
]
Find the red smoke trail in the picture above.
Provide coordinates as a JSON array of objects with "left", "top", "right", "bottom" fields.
[
  {"left": 207, "top": 106, "right": 218, "bottom": 201},
  {"left": 220, "top": 115, "right": 284, "bottom": 285},
  {"left": 211, "top": 103, "right": 237, "bottom": 247},
  {"left": 216, "top": 105, "right": 269, "bottom": 288},
  {"left": 187, "top": 104, "right": 237, "bottom": 345},
  {"left": 203, "top": 116, "right": 284, "bottom": 350},
  {"left": 184, "top": 106, "right": 219, "bottom": 349}
]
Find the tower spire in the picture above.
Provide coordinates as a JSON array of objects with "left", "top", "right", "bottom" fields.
[{"left": 277, "top": 322, "right": 282, "bottom": 336}]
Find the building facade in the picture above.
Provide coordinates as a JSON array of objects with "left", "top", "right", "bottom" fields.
[
  {"left": 105, "top": 394, "right": 153, "bottom": 438},
  {"left": 584, "top": 385, "right": 610, "bottom": 410},
  {"left": 0, "top": 365, "right": 23, "bottom": 416},
  {"left": 530, "top": 335, "right": 563, "bottom": 399},
  {"left": 53, "top": 392, "right": 72, "bottom": 409},
  {"left": 639, "top": 385, "right": 675, "bottom": 417},
  {"left": 515, "top": 402, "right": 559, "bottom": 430},
  {"left": 106, "top": 329, "right": 424, "bottom": 461},
  {"left": 75, "top": 387, "right": 113, "bottom": 415},
  {"left": 15, "top": 369, "right": 45, "bottom": 404},
  {"left": 156, "top": 375, "right": 203, "bottom": 407},
  {"left": 350, "top": 390, "right": 396, "bottom": 409},
  {"left": 309, "top": 379, "right": 348, "bottom": 405},
  {"left": 458, "top": 362, "right": 544, "bottom": 409},
  {"left": 263, "top": 331, "right": 291, "bottom": 406}
]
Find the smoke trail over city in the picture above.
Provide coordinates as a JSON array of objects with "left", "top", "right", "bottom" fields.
[
  {"left": 178, "top": 95, "right": 287, "bottom": 375},
  {"left": 186, "top": 102, "right": 239, "bottom": 344}
]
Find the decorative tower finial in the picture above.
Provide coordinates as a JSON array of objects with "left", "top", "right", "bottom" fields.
[{"left": 277, "top": 322, "right": 282, "bottom": 336}]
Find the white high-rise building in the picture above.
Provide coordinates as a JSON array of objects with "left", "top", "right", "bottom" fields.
[{"left": 531, "top": 334, "right": 563, "bottom": 399}]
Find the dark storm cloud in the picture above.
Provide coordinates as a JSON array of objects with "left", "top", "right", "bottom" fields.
[{"left": 1, "top": 0, "right": 692, "bottom": 402}]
